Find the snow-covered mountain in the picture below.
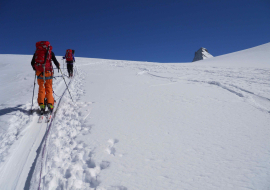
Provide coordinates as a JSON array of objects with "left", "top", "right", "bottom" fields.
[
  {"left": 192, "top": 47, "right": 213, "bottom": 62},
  {"left": 0, "top": 42, "right": 270, "bottom": 190}
]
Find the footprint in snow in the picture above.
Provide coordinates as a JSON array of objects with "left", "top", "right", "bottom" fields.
[{"left": 106, "top": 138, "right": 119, "bottom": 155}]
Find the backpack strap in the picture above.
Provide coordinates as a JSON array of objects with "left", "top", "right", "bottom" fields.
[{"left": 37, "top": 75, "right": 53, "bottom": 80}]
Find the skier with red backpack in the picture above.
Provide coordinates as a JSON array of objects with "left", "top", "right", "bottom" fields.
[
  {"left": 63, "top": 49, "right": 75, "bottom": 77},
  {"left": 31, "top": 41, "right": 60, "bottom": 114}
]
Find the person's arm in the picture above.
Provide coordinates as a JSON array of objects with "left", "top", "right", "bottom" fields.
[
  {"left": 51, "top": 52, "right": 60, "bottom": 69},
  {"left": 73, "top": 55, "right": 75, "bottom": 62},
  {"left": 31, "top": 53, "right": 36, "bottom": 70}
]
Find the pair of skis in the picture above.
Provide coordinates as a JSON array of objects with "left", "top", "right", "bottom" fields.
[{"left": 38, "top": 111, "right": 53, "bottom": 123}]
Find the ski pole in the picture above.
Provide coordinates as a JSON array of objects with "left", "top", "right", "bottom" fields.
[
  {"left": 59, "top": 67, "right": 74, "bottom": 102},
  {"left": 30, "top": 74, "right": 37, "bottom": 113}
]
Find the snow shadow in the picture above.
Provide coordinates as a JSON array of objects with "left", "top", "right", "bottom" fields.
[{"left": 0, "top": 105, "right": 30, "bottom": 116}]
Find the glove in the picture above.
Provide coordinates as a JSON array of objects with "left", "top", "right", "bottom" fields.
[{"left": 62, "top": 57, "right": 65, "bottom": 59}]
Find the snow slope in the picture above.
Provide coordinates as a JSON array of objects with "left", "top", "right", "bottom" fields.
[
  {"left": 196, "top": 42, "right": 270, "bottom": 66},
  {"left": 0, "top": 42, "right": 270, "bottom": 190}
]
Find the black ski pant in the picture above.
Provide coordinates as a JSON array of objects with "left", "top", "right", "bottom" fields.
[{"left": 67, "top": 63, "right": 73, "bottom": 76}]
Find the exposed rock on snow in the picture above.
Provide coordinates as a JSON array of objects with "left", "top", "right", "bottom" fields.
[{"left": 192, "top": 47, "right": 213, "bottom": 62}]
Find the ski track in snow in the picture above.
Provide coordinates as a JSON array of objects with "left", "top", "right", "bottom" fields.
[
  {"left": 30, "top": 67, "right": 111, "bottom": 190},
  {"left": 125, "top": 62, "right": 270, "bottom": 114},
  {"left": 0, "top": 104, "right": 31, "bottom": 165},
  {"left": 0, "top": 72, "right": 63, "bottom": 170},
  {"left": 0, "top": 61, "right": 128, "bottom": 190},
  {"left": 0, "top": 67, "right": 67, "bottom": 189}
]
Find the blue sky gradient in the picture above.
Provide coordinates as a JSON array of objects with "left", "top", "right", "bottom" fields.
[{"left": 1, "top": 0, "right": 270, "bottom": 62}]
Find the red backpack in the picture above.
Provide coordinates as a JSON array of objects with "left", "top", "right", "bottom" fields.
[
  {"left": 66, "top": 49, "right": 73, "bottom": 62},
  {"left": 34, "top": 41, "right": 53, "bottom": 72}
]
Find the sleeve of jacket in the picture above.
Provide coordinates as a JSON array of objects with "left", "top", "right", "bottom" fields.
[
  {"left": 31, "top": 53, "right": 36, "bottom": 70},
  {"left": 51, "top": 51, "right": 60, "bottom": 69}
]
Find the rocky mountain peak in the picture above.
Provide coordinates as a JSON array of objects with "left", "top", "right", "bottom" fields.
[{"left": 192, "top": 47, "right": 213, "bottom": 62}]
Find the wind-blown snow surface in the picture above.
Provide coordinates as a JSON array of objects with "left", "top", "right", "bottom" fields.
[{"left": 0, "top": 42, "right": 270, "bottom": 190}]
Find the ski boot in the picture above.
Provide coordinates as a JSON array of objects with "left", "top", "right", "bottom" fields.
[
  {"left": 47, "top": 104, "right": 54, "bottom": 113},
  {"left": 40, "top": 104, "right": 45, "bottom": 115}
]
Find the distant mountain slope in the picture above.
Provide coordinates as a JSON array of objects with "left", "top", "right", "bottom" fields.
[{"left": 195, "top": 42, "right": 270, "bottom": 66}]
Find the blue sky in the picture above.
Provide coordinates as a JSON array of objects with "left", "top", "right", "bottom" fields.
[{"left": 1, "top": 0, "right": 270, "bottom": 62}]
